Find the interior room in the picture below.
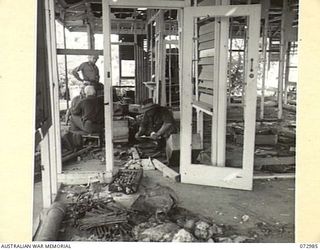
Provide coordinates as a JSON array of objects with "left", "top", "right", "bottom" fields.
[{"left": 33, "top": 0, "right": 297, "bottom": 242}]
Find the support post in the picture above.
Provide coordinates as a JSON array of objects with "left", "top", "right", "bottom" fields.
[
  {"left": 168, "top": 36, "right": 172, "bottom": 106},
  {"left": 45, "top": 0, "right": 61, "bottom": 182},
  {"left": 102, "top": 0, "right": 114, "bottom": 178},
  {"left": 228, "top": 17, "right": 233, "bottom": 105},
  {"left": 260, "top": 0, "right": 270, "bottom": 120},
  {"left": 63, "top": 25, "right": 69, "bottom": 109},
  {"left": 87, "top": 23, "right": 95, "bottom": 50},
  {"left": 277, "top": 0, "right": 288, "bottom": 119},
  {"left": 284, "top": 42, "right": 291, "bottom": 104},
  {"left": 159, "top": 10, "right": 166, "bottom": 106},
  {"left": 86, "top": 3, "right": 95, "bottom": 50},
  {"left": 134, "top": 33, "right": 139, "bottom": 103}
]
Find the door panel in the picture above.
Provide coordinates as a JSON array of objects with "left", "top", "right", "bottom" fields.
[{"left": 180, "top": 5, "right": 261, "bottom": 190}]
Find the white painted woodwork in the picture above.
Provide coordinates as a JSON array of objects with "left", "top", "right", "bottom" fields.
[
  {"left": 199, "top": 48, "right": 215, "bottom": 58},
  {"left": 49, "top": 0, "right": 62, "bottom": 187},
  {"left": 199, "top": 22, "right": 215, "bottom": 35},
  {"left": 155, "top": 38, "right": 160, "bottom": 104},
  {"left": 158, "top": 11, "right": 167, "bottom": 106},
  {"left": 102, "top": 1, "right": 114, "bottom": 178},
  {"left": 152, "top": 159, "right": 180, "bottom": 181},
  {"left": 216, "top": 16, "right": 229, "bottom": 166},
  {"left": 198, "top": 33, "right": 215, "bottom": 43},
  {"left": 194, "top": 19, "right": 204, "bottom": 148},
  {"left": 180, "top": 4, "right": 261, "bottom": 190},
  {"left": 199, "top": 93, "right": 214, "bottom": 103},
  {"left": 199, "top": 80, "right": 214, "bottom": 88},
  {"left": 40, "top": 134, "right": 52, "bottom": 208},
  {"left": 198, "top": 40, "right": 215, "bottom": 50},
  {"left": 192, "top": 100, "right": 213, "bottom": 115},
  {"left": 44, "top": 0, "right": 61, "bottom": 201},
  {"left": 198, "top": 56, "right": 214, "bottom": 65},
  {"left": 211, "top": 18, "right": 219, "bottom": 165}
]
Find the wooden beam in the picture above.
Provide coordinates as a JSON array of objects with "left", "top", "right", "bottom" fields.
[
  {"left": 67, "top": 26, "right": 147, "bottom": 34},
  {"left": 57, "top": 48, "right": 103, "bottom": 55},
  {"left": 152, "top": 159, "right": 180, "bottom": 182},
  {"left": 277, "top": 0, "right": 288, "bottom": 119},
  {"left": 283, "top": 42, "right": 291, "bottom": 104},
  {"left": 260, "top": 0, "right": 270, "bottom": 120},
  {"left": 63, "top": 25, "right": 69, "bottom": 110},
  {"left": 107, "top": 0, "right": 185, "bottom": 8},
  {"left": 103, "top": 0, "right": 114, "bottom": 178},
  {"left": 86, "top": 8, "right": 95, "bottom": 50},
  {"left": 159, "top": 10, "right": 166, "bottom": 106}
]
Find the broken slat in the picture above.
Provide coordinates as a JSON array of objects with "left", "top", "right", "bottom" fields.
[{"left": 152, "top": 159, "right": 180, "bottom": 182}]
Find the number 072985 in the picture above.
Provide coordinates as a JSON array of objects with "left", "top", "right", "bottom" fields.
[{"left": 300, "top": 244, "right": 318, "bottom": 248}]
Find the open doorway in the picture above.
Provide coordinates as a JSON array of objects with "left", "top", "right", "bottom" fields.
[{"left": 54, "top": 5, "right": 181, "bottom": 183}]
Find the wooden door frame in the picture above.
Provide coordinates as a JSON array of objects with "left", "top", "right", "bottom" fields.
[
  {"left": 180, "top": 5, "right": 261, "bottom": 190},
  {"left": 102, "top": 0, "right": 188, "bottom": 176},
  {"left": 40, "top": 0, "right": 62, "bottom": 207}
]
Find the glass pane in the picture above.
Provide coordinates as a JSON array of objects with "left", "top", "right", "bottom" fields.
[{"left": 225, "top": 16, "right": 249, "bottom": 168}]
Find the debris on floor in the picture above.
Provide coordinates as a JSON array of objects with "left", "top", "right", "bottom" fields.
[
  {"left": 131, "top": 184, "right": 178, "bottom": 218},
  {"left": 55, "top": 112, "right": 295, "bottom": 243},
  {"left": 57, "top": 181, "right": 268, "bottom": 242}
]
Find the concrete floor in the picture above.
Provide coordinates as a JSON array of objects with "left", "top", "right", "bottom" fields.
[
  {"left": 142, "top": 170, "right": 294, "bottom": 242},
  {"left": 33, "top": 165, "right": 294, "bottom": 242}
]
